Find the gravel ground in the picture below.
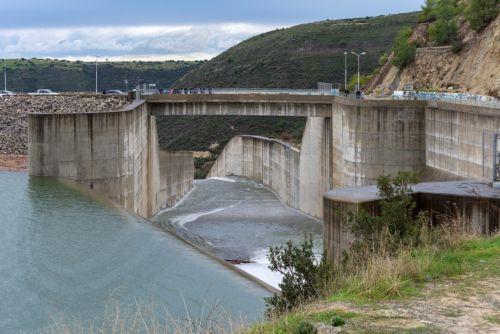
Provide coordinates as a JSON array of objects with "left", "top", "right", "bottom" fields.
[{"left": 0, "top": 95, "right": 129, "bottom": 155}]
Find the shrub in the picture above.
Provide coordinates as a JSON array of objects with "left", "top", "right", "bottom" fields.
[
  {"left": 331, "top": 315, "right": 346, "bottom": 327},
  {"left": 464, "top": 0, "right": 499, "bottom": 32},
  {"left": 347, "top": 171, "right": 429, "bottom": 256},
  {"left": 379, "top": 52, "right": 389, "bottom": 66},
  {"left": 265, "top": 236, "right": 322, "bottom": 315},
  {"left": 429, "top": 18, "right": 459, "bottom": 45},
  {"left": 392, "top": 27, "right": 417, "bottom": 69},
  {"left": 293, "top": 321, "right": 318, "bottom": 334}
]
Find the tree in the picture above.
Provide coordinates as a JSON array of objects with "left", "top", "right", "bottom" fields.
[
  {"left": 429, "top": 18, "right": 459, "bottom": 45},
  {"left": 428, "top": 0, "right": 460, "bottom": 45},
  {"left": 392, "top": 27, "right": 417, "bottom": 69},
  {"left": 419, "top": 0, "right": 439, "bottom": 22},
  {"left": 464, "top": 0, "right": 499, "bottom": 32}
]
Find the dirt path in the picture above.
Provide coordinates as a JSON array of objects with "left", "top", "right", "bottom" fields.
[
  {"left": 0, "top": 154, "right": 27, "bottom": 171},
  {"left": 306, "top": 275, "right": 500, "bottom": 333}
]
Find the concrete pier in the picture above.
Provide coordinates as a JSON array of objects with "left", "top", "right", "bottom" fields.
[{"left": 28, "top": 101, "right": 194, "bottom": 218}]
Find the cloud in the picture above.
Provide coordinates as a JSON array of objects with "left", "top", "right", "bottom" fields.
[{"left": 0, "top": 23, "right": 280, "bottom": 61}]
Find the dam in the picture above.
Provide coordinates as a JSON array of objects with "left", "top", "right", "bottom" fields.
[{"left": 28, "top": 93, "right": 500, "bottom": 265}]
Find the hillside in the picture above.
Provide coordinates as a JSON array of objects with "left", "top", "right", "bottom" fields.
[
  {"left": 174, "top": 12, "right": 419, "bottom": 88},
  {"left": 2, "top": 58, "right": 202, "bottom": 93},
  {"left": 366, "top": 4, "right": 500, "bottom": 96}
]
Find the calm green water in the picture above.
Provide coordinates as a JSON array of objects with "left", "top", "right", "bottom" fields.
[{"left": 0, "top": 172, "right": 268, "bottom": 333}]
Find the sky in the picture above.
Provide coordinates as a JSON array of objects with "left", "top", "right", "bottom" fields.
[{"left": 0, "top": 0, "right": 425, "bottom": 61}]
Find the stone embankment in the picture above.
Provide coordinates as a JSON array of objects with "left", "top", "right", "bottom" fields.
[{"left": 0, "top": 95, "right": 128, "bottom": 156}]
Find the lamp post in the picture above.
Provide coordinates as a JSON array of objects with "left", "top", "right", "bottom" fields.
[
  {"left": 344, "top": 51, "right": 348, "bottom": 91},
  {"left": 351, "top": 51, "right": 366, "bottom": 91}
]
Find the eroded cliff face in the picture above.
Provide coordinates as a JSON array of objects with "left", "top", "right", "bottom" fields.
[{"left": 366, "top": 15, "right": 500, "bottom": 97}]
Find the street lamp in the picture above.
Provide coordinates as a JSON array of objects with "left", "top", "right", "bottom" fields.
[
  {"left": 344, "top": 51, "right": 348, "bottom": 91},
  {"left": 351, "top": 51, "right": 366, "bottom": 91}
]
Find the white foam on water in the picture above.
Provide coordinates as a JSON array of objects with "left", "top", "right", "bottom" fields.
[
  {"left": 209, "top": 177, "right": 237, "bottom": 183},
  {"left": 170, "top": 202, "right": 241, "bottom": 228},
  {"left": 236, "top": 249, "right": 283, "bottom": 290}
]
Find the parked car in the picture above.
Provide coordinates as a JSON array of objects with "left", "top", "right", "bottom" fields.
[
  {"left": 0, "top": 90, "right": 15, "bottom": 96},
  {"left": 105, "top": 90, "right": 126, "bottom": 95},
  {"left": 29, "top": 89, "right": 59, "bottom": 95}
]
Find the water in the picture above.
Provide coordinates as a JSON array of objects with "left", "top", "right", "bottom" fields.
[
  {"left": 154, "top": 177, "right": 323, "bottom": 289},
  {"left": 0, "top": 172, "right": 269, "bottom": 333}
]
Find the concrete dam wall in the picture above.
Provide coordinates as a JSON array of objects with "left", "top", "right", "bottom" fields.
[
  {"left": 208, "top": 117, "right": 331, "bottom": 219},
  {"left": 28, "top": 102, "right": 194, "bottom": 218},
  {"left": 27, "top": 94, "right": 499, "bottom": 267}
]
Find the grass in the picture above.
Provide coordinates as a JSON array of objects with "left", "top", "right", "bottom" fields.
[
  {"left": 328, "top": 235, "right": 500, "bottom": 303},
  {"left": 247, "top": 310, "right": 356, "bottom": 334}
]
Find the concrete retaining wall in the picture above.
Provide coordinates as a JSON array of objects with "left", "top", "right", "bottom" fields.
[
  {"left": 28, "top": 102, "right": 193, "bottom": 218},
  {"left": 331, "top": 98, "right": 427, "bottom": 187},
  {"left": 425, "top": 101, "right": 500, "bottom": 181}
]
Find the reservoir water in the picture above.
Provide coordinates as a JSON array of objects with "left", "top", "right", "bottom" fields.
[{"left": 0, "top": 172, "right": 269, "bottom": 333}]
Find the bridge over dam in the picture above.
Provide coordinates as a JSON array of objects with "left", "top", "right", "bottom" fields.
[{"left": 28, "top": 94, "right": 500, "bottom": 264}]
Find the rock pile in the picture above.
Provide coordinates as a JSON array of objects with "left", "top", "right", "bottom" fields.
[{"left": 0, "top": 95, "right": 129, "bottom": 155}]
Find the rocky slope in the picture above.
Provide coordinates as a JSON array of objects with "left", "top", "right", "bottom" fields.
[
  {"left": 366, "top": 15, "right": 500, "bottom": 96},
  {"left": 0, "top": 95, "right": 128, "bottom": 155}
]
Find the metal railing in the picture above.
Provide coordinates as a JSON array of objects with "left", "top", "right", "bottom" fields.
[{"left": 392, "top": 91, "right": 500, "bottom": 108}]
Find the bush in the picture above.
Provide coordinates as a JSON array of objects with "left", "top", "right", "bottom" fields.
[
  {"left": 265, "top": 236, "right": 323, "bottom": 315},
  {"left": 331, "top": 315, "right": 346, "bottom": 327},
  {"left": 464, "top": 0, "right": 499, "bottom": 32},
  {"left": 347, "top": 171, "right": 429, "bottom": 256},
  {"left": 429, "top": 18, "right": 459, "bottom": 45},
  {"left": 392, "top": 27, "right": 417, "bottom": 69},
  {"left": 379, "top": 52, "right": 389, "bottom": 66},
  {"left": 293, "top": 321, "right": 317, "bottom": 334}
]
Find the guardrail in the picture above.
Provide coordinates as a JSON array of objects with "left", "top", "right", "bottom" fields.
[{"left": 392, "top": 91, "right": 499, "bottom": 108}]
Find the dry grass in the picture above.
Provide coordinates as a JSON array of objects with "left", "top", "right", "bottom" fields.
[
  {"left": 44, "top": 300, "right": 245, "bottom": 334},
  {"left": 327, "top": 213, "right": 494, "bottom": 301}
]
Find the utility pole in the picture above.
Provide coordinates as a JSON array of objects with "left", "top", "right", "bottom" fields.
[
  {"left": 344, "top": 51, "right": 347, "bottom": 91},
  {"left": 3, "top": 59, "right": 6, "bottom": 91},
  {"left": 351, "top": 51, "right": 366, "bottom": 91}
]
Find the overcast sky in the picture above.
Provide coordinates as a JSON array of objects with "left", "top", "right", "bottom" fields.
[{"left": 0, "top": 0, "right": 424, "bottom": 61}]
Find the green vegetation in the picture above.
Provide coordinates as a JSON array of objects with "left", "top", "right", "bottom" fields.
[
  {"left": 392, "top": 27, "right": 417, "bottom": 69},
  {"left": 419, "top": 0, "right": 439, "bottom": 22},
  {"left": 464, "top": 0, "right": 499, "bottom": 32},
  {"left": 2, "top": 58, "right": 201, "bottom": 92},
  {"left": 422, "top": 0, "right": 460, "bottom": 45},
  {"left": 248, "top": 310, "right": 355, "bottom": 333},
  {"left": 174, "top": 13, "right": 419, "bottom": 88},
  {"left": 292, "top": 321, "right": 317, "bottom": 334},
  {"left": 265, "top": 237, "right": 330, "bottom": 315}
]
